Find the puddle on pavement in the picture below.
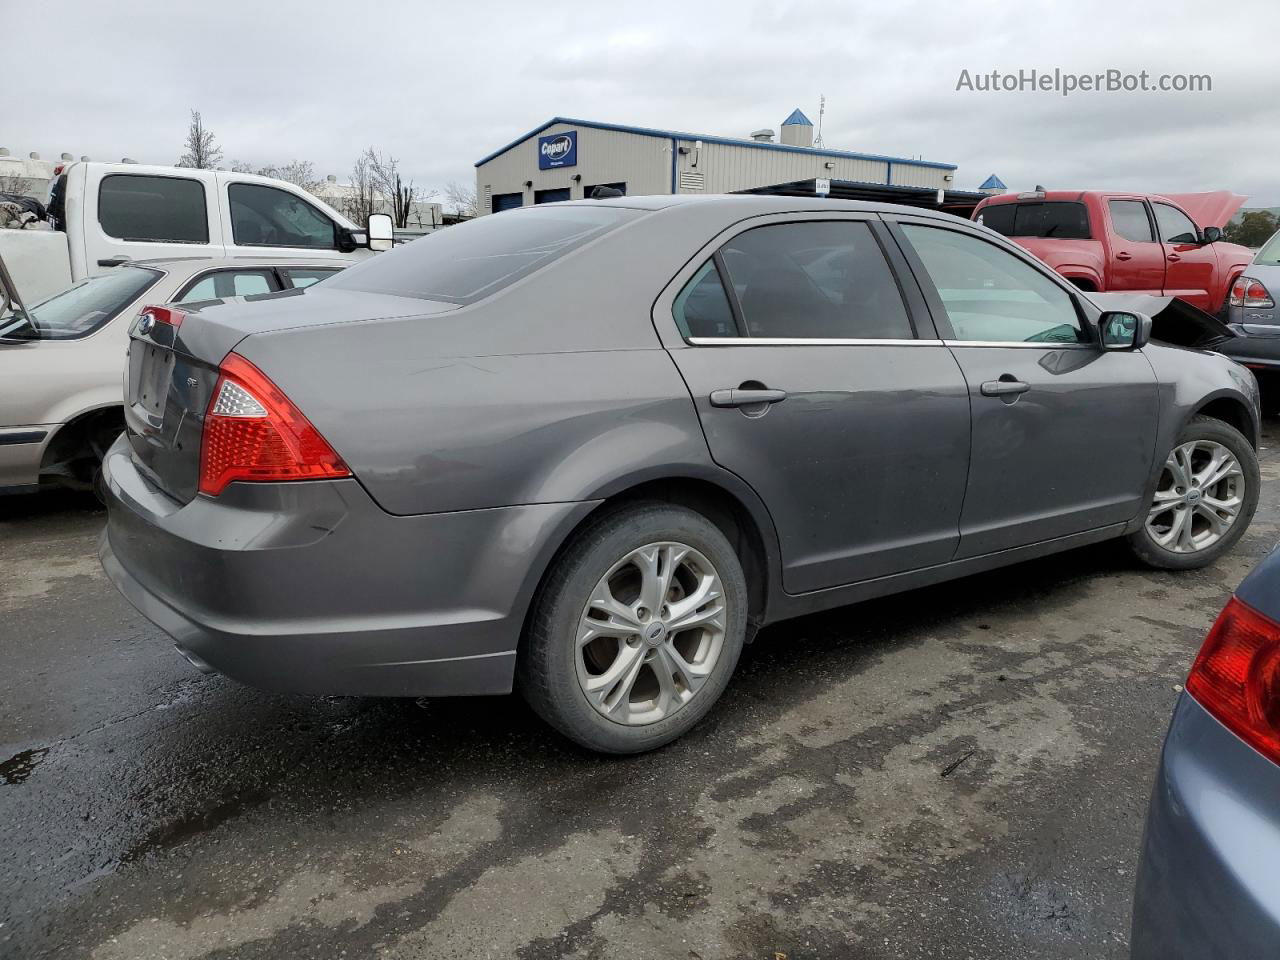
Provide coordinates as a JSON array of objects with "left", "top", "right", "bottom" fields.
[
  {"left": 0, "top": 747, "right": 49, "bottom": 784},
  {"left": 119, "top": 787, "right": 272, "bottom": 863}
]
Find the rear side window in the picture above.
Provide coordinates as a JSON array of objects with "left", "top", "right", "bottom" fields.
[
  {"left": 99, "top": 175, "right": 208, "bottom": 243},
  {"left": 328, "top": 205, "right": 638, "bottom": 304},
  {"left": 281, "top": 267, "right": 340, "bottom": 289},
  {"left": 978, "top": 202, "right": 1091, "bottom": 240},
  {"left": 717, "top": 221, "right": 912, "bottom": 339},
  {"left": 176, "top": 269, "right": 279, "bottom": 302},
  {"left": 1153, "top": 203, "right": 1200, "bottom": 244},
  {"left": 1109, "top": 201, "right": 1155, "bottom": 242},
  {"left": 229, "top": 183, "right": 336, "bottom": 249},
  {"left": 673, "top": 260, "right": 738, "bottom": 338}
]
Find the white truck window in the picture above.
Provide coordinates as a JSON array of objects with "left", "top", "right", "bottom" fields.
[
  {"left": 99, "top": 175, "right": 209, "bottom": 243},
  {"left": 228, "top": 183, "right": 336, "bottom": 249}
]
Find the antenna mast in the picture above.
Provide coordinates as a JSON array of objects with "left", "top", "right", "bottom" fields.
[{"left": 815, "top": 94, "right": 826, "bottom": 147}]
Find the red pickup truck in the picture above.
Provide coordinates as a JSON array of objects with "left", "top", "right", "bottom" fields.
[{"left": 972, "top": 190, "right": 1253, "bottom": 315}]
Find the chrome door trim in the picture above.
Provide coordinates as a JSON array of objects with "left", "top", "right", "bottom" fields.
[
  {"left": 941, "top": 340, "right": 1096, "bottom": 349},
  {"left": 686, "top": 337, "right": 943, "bottom": 347}
]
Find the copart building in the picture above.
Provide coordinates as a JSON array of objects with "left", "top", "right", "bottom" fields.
[{"left": 474, "top": 109, "right": 981, "bottom": 215}]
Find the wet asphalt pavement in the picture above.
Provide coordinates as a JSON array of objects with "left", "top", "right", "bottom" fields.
[{"left": 4, "top": 425, "right": 1280, "bottom": 960}]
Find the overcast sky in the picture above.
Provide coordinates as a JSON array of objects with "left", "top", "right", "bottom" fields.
[{"left": 8, "top": 0, "right": 1280, "bottom": 204}]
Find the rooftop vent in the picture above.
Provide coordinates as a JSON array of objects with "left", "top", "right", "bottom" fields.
[
  {"left": 750, "top": 129, "right": 774, "bottom": 142},
  {"left": 60, "top": 153, "right": 73, "bottom": 161},
  {"left": 28, "top": 152, "right": 40, "bottom": 160},
  {"left": 0, "top": 148, "right": 8, "bottom": 157}
]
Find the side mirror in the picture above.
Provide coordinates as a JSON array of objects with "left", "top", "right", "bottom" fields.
[
  {"left": 1202, "top": 226, "right": 1223, "bottom": 244},
  {"left": 1100, "top": 310, "right": 1153, "bottom": 351},
  {"left": 366, "top": 213, "right": 394, "bottom": 252}
]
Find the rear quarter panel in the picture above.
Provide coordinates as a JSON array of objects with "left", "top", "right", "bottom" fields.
[{"left": 231, "top": 203, "right": 747, "bottom": 516}]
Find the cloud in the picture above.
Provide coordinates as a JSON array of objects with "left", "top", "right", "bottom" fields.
[{"left": 7, "top": 0, "right": 1279, "bottom": 203}]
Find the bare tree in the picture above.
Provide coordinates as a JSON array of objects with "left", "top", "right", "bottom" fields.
[
  {"left": 176, "top": 110, "right": 223, "bottom": 170},
  {"left": 342, "top": 150, "right": 378, "bottom": 225},
  {"left": 229, "top": 159, "right": 321, "bottom": 194},
  {"left": 367, "top": 149, "right": 420, "bottom": 229},
  {"left": 444, "top": 181, "right": 478, "bottom": 218}
]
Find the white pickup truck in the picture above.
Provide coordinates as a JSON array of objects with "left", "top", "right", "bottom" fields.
[{"left": 1, "top": 160, "right": 390, "bottom": 302}]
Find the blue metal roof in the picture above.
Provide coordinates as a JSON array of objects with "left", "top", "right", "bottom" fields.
[
  {"left": 979, "top": 174, "right": 1007, "bottom": 190},
  {"left": 781, "top": 108, "right": 812, "bottom": 126},
  {"left": 474, "top": 116, "right": 957, "bottom": 171}
]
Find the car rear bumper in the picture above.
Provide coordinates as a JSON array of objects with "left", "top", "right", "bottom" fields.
[
  {"left": 1130, "top": 694, "right": 1280, "bottom": 959},
  {"left": 99, "top": 436, "right": 597, "bottom": 697}
]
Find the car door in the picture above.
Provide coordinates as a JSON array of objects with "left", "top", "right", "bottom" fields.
[
  {"left": 656, "top": 215, "right": 972, "bottom": 594},
  {"left": 220, "top": 179, "right": 352, "bottom": 264},
  {"left": 1153, "top": 201, "right": 1218, "bottom": 311},
  {"left": 1105, "top": 198, "right": 1166, "bottom": 294},
  {"left": 890, "top": 217, "right": 1158, "bottom": 559},
  {"left": 86, "top": 169, "right": 225, "bottom": 269}
]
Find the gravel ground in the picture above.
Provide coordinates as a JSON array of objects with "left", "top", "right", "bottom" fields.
[{"left": 3, "top": 421, "right": 1278, "bottom": 959}]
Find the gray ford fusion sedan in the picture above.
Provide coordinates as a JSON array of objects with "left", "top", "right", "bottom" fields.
[{"left": 100, "top": 195, "right": 1262, "bottom": 753}]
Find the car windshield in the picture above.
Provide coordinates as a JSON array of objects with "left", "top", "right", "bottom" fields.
[
  {"left": 1255, "top": 230, "right": 1280, "bottom": 266},
  {"left": 327, "top": 205, "right": 640, "bottom": 304},
  {"left": 978, "top": 202, "right": 1092, "bottom": 240},
  {"left": 0, "top": 266, "right": 161, "bottom": 341}
]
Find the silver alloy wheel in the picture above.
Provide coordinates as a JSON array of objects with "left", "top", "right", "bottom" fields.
[
  {"left": 1146, "top": 439, "right": 1245, "bottom": 554},
  {"left": 575, "top": 541, "right": 727, "bottom": 725}
]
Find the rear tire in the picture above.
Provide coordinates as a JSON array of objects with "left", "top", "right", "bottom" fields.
[
  {"left": 518, "top": 502, "right": 748, "bottom": 754},
  {"left": 1127, "top": 415, "right": 1259, "bottom": 570}
]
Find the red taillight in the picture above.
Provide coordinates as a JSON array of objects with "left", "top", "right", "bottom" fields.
[
  {"left": 139, "top": 305, "right": 185, "bottom": 330},
  {"left": 1186, "top": 596, "right": 1280, "bottom": 765},
  {"left": 1229, "top": 277, "right": 1275, "bottom": 309},
  {"left": 198, "top": 352, "right": 349, "bottom": 496}
]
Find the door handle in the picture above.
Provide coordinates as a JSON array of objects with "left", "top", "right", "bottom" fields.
[
  {"left": 980, "top": 378, "right": 1030, "bottom": 398},
  {"left": 1167, "top": 253, "right": 1181, "bottom": 262},
  {"left": 1116, "top": 251, "right": 1132, "bottom": 261},
  {"left": 710, "top": 388, "right": 788, "bottom": 408}
]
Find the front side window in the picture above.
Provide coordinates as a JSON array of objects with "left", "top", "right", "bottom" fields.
[
  {"left": 901, "top": 224, "right": 1086, "bottom": 344},
  {"left": 229, "top": 183, "right": 337, "bottom": 249},
  {"left": 99, "top": 175, "right": 209, "bottom": 243},
  {"left": 0, "top": 266, "right": 161, "bottom": 340},
  {"left": 715, "top": 221, "right": 912, "bottom": 339},
  {"left": 978, "top": 202, "right": 1091, "bottom": 240},
  {"left": 1153, "top": 203, "right": 1200, "bottom": 245},
  {"left": 1109, "top": 200, "right": 1155, "bottom": 243},
  {"left": 328, "top": 205, "right": 638, "bottom": 304}
]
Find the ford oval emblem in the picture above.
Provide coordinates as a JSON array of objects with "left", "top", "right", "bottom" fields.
[
  {"left": 541, "top": 135, "right": 573, "bottom": 160},
  {"left": 137, "top": 312, "right": 156, "bottom": 335}
]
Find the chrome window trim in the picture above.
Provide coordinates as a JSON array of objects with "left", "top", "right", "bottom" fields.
[
  {"left": 941, "top": 339, "right": 1095, "bottom": 349},
  {"left": 686, "top": 337, "right": 942, "bottom": 346}
]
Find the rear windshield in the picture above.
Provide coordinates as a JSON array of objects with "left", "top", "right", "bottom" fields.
[
  {"left": 327, "top": 205, "right": 639, "bottom": 304},
  {"left": 0, "top": 266, "right": 161, "bottom": 341},
  {"left": 978, "top": 202, "right": 1092, "bottom": 240},
  {"left": 1256, "top": 230, "right": 1280, "bottom": 266}
]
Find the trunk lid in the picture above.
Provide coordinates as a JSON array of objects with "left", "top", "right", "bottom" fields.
[{"left": 123, "top": 287, "right": 455, "bottom": 504}]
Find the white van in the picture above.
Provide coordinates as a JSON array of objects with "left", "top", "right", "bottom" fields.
[{"left": 1, "top": 161, "right": 390, "bottom": 302}]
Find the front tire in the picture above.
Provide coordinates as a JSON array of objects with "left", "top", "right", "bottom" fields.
[
  {"left": 1127, "top": 415, "right": 1259, "bottom": 570},
  {"left": 518, "top": 502, "right": 748, "bottom": 754}
]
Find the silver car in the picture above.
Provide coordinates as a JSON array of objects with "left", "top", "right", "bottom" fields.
[
  {"left": 0, "top": 257, "right": 351, "bottom": 494},
  {"left": 97, "top": 196, "right": 1262, "bottom": 753},
  {"left": 1131, "top": 546, "right": 1280, "bottom": 958}
]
